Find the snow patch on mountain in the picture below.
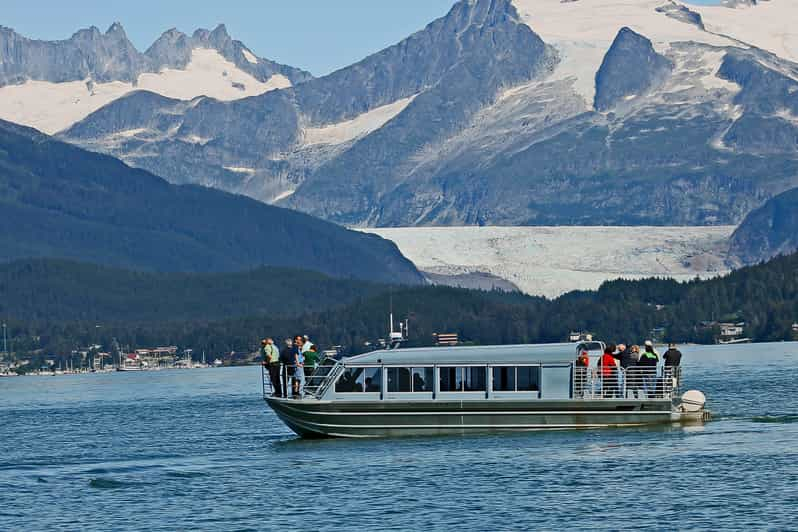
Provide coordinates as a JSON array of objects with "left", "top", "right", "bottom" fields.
[
  {"left": 511, "top": 0, "right": 734, "bottom": 106},
  {"left": 241, "top": 48, "right": 259, "bottom": 64},
  {"left": 691, "top": 0, "right": 798, "bottom": 62},
  {"left": 302, "top": 95, "right": 417, "bottom": 146},
  {"left": 223, "top": 166, "right": 256, "bottom": 174},
  {"left": 0, "top": 48, "right": 291, "bottom": 134},
  {"left": 363, "top": 226, "right": 734, "bottom": 298},
  {"left": 138, "top": 48, "right": 291, "bottom": 100},
  {"left": 0, "top": 79, "right": 131, "bottom": 134}
]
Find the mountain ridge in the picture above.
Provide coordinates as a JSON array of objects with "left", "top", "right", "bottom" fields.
[{"left": 27, "top": 0, "right": 798, "bottom": 226}]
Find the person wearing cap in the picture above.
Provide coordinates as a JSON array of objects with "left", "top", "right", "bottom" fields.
[
  {"left": 261, "top": 338, "right": 281, "bottom": 397},
  {"left": 302, "top": 335, "right": 313, "bottom": 354},
  {"left": 639, "top": 340, "right": 660, "bottom": 398}
]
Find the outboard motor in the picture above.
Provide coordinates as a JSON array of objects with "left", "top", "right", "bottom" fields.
[{"left": 678, "top": 390, "right": 711, "bottom": 421}]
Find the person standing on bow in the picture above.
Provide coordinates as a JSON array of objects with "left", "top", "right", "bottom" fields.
[
  {"left": 279, "top": 338, "right": 295, "bottom": 398},
  {"left": 261, "top": 338, "right": 281, "bottom": 397},
  {"left": 292, "top": 335, "right": 305, "bottom": 398}
]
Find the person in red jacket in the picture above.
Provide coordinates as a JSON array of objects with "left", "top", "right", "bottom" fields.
[
  {"left": 598, "top": 343, "right": 618, "bottom": 398},
  {"left": 575, "top": 350, "right": 590, "bottom": 397}
]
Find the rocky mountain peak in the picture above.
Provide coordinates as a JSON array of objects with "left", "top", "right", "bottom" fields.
[
  {"left": 594, "top": 26, "right": 673, "bottom": 111},
  {"left": 105, "top": 22, "right": 128, "bottom": 39}
]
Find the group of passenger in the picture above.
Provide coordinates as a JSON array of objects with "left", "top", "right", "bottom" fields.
[
  {"left": 261, "top": 335, "right": 320, "bottom": 399},
  {"left": 575, "top": 341, "right": 683, "bottom": 399}
]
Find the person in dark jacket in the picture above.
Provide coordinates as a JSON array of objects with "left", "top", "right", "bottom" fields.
[
  {"left": 626, "top": 345, "right": 643, "bottom": 399},
  {"left": 279, "top": 338, "right": 295, "bottom": 398},
  {"left": 613, "top": 343, "right": 633, "bottom": 398},
  {"left": 663, "top": 343, "right": 683, "bottom": 391},
  {"left": 663, "top": 343, "right": 682, "bottom": 367},
  {"left": 638, "top": 340, "right": 659, "bottom": 397}
]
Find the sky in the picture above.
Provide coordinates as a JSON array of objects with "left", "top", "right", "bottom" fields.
[{"left": 3, "top": 0, "right": 723, "bottom": 77}]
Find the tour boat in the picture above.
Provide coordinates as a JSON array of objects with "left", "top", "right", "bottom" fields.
[{"left": 262, "top": 341, "right": 710, "bottom": 439}]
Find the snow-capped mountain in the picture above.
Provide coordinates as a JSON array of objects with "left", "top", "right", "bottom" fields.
[
  {"left": 0, "top": 23, "right": 312, "bottom": 133},
  {"left": 55, "top": 0, "right": 798, "bottom": 227}
]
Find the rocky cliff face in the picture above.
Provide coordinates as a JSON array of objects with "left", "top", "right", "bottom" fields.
[
  {"left": 594, "top": 27, "right": 673, "bottom": 111},
  {"left": 0, "top": 23, "right": 147, "bottom": 85},
  {"left": 55, "top": 0, "right": 798, "bottom": 227},
  {"left": 729, "top": 187, "right": 798, "bottom": 265}
]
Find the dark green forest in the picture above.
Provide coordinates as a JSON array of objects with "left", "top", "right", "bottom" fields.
[
  {"left": 0, "top": 119, "right": 422, "bottom": 284},
  {"left": 3, "top": 252, "right": 797, "bottom": 368}
]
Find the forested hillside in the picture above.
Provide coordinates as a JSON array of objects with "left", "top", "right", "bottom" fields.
[
  {"left": 5, "top": 252, "right": 797, "bottom": 366},
  {"left": 0, "top": 119, "right": 423, "bottom": 285},
  {"left": 0, "top": 259, "right": 388, "bottom": 322}
]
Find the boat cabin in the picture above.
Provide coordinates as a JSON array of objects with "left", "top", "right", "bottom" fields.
[{"left": 301, "top": 343, "right": 600, "bottom": 402}]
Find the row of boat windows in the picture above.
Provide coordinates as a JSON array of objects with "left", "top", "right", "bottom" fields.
[{"left": 334, "top": 366, "right": 542, "bottom": 393}]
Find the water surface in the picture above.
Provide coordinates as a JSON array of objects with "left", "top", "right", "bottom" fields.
[{"left": 2, "top": 343, "right": 797, "bottom": 530}]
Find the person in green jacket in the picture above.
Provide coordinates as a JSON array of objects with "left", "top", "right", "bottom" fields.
[
  {"left": 303, "top": 344, "right": 319, "bottom": 381},
  {"left": 261, "top": 338, "right": 281, "bottom": 397}
]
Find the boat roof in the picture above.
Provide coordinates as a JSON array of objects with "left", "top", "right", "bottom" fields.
[{"left": 343, "top": 343, "right": 579, "bottom": 366}]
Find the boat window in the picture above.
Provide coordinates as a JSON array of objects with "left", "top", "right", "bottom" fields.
[
  {"left": 440, "top": 367, "right": 486, "bottom": 392},
  {"left": 463, "top": 367, "right": 486, "bottom": 391},
  {"left": 364, "top": 367, "right": 381, "bottom": 393},
  {"left": 387, "top": 367, "right": 412, "bottom": 392},
  {"left": 439, "top": 367, "right": 459, "bottom": 392},
  {"left": 412, "top": 368, "right": 434, "bottom": 392},
  {"left": 517, "top": 366, "right": 541, "bottom": 392},
  {"left": 492, "top": 367, "right": 516, "bottom": 392},
  {"left": 336, "top": 367, "right": 365, "bottom": 392}
]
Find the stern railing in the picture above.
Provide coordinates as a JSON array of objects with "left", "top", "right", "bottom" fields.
[{"left": 573, "top": 366, "right": 680, "bottom": 400}]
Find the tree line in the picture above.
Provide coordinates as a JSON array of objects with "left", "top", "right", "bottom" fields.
[{"left": 3, "top": 252, "right": 797, "bottom": 368}]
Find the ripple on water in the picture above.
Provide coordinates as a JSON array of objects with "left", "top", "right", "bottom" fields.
[{"left": 88, "top": 477, "right": 136, "bottom": 490}]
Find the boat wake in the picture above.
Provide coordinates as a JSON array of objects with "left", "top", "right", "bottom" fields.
[{"left": 750, "top": 414, "right": 798, "bottom": 424}]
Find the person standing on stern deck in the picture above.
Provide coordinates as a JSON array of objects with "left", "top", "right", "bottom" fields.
[
  {"left": 663, "top": 342, "right": 683, "bottom": 389},
  {"left": 261, "top": 338, "right": 281, "bottom": 397},
  {"left": 598, "top": 343, "right": 618, "bottom": 398},
  {"left": 613, "top": 343, "right": 633, "bottom": 397},
  {"left": 639, "top": 340, "right": 660, "bottom": 398}
]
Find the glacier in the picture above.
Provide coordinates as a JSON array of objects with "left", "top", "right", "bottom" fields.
[{"left": 363, "top": 225, "right": 734, "bottom": 298}]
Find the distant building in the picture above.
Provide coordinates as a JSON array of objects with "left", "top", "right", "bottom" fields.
[
  {"left": 568, "top": 332, "right": 593, "bottom": 343},
  {"left": 719, "top": 323, "right": 745, "bottom": 339},
  {"left": 434, "top": 333, "right": 459, "bottom": 346}
]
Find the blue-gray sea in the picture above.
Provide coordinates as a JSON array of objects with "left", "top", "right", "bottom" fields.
[{"left": 2, "top": 343, "right": 797, "bottom": 531}]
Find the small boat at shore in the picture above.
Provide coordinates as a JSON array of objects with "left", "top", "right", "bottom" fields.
[{"left": 263, "top": 342, "right": 710, "bottom": 439}]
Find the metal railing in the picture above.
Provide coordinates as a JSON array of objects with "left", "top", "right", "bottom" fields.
[
  {"left": 263, "top": 361, "right": 682, "bottom": 401},
  {"left": 573, "top": 366, "right": 681, "bottom": 400},
  {"left": 261, "top": 357, "right": 341, "bottom": 399}
]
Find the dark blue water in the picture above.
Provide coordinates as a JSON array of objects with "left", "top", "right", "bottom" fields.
[{"left": 2, "top": 343, "right": 797, "bottom": 530}]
